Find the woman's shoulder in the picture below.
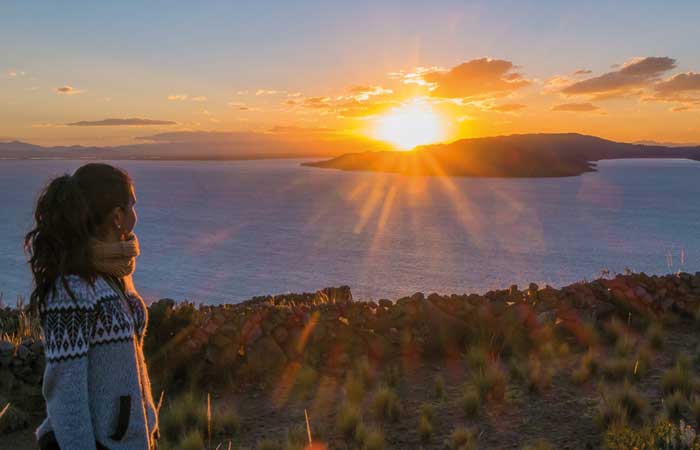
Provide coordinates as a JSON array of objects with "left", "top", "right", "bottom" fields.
[{"left": 47, "top": 274, "right": 113, "bottom": 309}]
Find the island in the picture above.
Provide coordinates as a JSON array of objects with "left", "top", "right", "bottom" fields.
[{"left": 303, "top": 133, "right": 700, "bottom": 178}]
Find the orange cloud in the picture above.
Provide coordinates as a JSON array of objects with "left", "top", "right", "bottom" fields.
[
  {"left": 489, "top": 103, "right": 526, "bottom": 112},
  {"left": 55, "top": 85, "right": 84, "bottom": 95},
  {"left": 552, "top": 102, "right": 601, "bottom": 112},
  {"left": 66, "top": 118, "right": 177, "bottom": 126},
  {"left": 419, "top": 58, "right": 530, "bottom": 99},
  {"left": 561, "top": 56, "right": 676, "bottom": 99}
]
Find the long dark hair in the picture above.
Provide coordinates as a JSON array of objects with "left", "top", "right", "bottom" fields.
[{"left": 24, "top": 163, "right": 133, "bottom": 317}]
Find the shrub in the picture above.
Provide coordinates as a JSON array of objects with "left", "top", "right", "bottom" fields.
[
  {"left": 446, "top": 426, "right": 476, "bottom": 450},
  {"left": 372, "top": 386, "right": 402, "bottom": 422}
]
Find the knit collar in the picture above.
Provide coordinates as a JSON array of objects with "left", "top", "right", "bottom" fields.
[{"left": 90, "top": 233, "right": 140, "bottom": 278}]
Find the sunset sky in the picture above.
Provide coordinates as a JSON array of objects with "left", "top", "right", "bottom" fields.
[{"left": 2, "top": 0, "right": 700, "bottom": 148}]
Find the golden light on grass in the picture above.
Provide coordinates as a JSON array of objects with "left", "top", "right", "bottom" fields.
[{"left": 374, "top": 99, "right": 445, "bottom": 150}]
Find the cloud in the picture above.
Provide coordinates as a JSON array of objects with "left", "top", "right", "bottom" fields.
[
  {"left": 347, "top": 85, "right": 394, "bottom": 101},
  {"left": 303, "top": 97, "right": 333, "bottom": 109},
  {"left": 256, "top": 89, "right": 285, "bottom": 96},
  {"left": 552, "top": 102, "right": 601, "bottom": 112},
  {"left": 55, "top": 85, "right": 84, "bottom": 95},
  {"left": 573, "top": 69, "right": 592, "bottom": 75},
  {"left": 489, "top": 103, "right": 526, "bottom": 112},
  {"left": 416, "top": 58, "right": 530, "bottom": 99},
  {"left": 190, "top": 96, "right": 207, "bottom": 102},
  {"left": 168, "top": 94, "right": 188, "bottom": 101},
  {"left": 654, "top": 72, "right": 700, "bottom": 96},
  {"left": 561, "top": 56, "right": 676, "bottom": 98},
  {"left": 66, "top": 118, "right": 177, "bottom": 126}
]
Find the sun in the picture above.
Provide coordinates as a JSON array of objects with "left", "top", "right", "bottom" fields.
[{"left": 374, "top": 100, "right": 445, "bottom": 150}]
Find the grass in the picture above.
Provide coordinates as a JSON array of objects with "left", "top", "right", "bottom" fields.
[
  {"left": 521, "top": 439, "right": 555, "bottom": 450},
  {"left": 662, "top": 356, "right": 696, "bottom": 396},
  {"left": 372, "top": 386, "right": 402, "bottom": 422},
  {"left": 446, "top": 426, "right": 476, "bottom": 450},
  {"left": 364, "top": 427, "right": 385, "bottom": 450},
  {"left": 664, "top": 391, "right": 688, "bottom": 422},
  {"left": 179, "top": 429, "right": 205, "bottom": 450},
  {"left": 337, "top": 402, "right": 362, "bottom": 438},
  {"left": 572, "top": 350, "right": 599, "bottom": 385},
  {"left": 525, "top": 357, "right": 552, "bottom": 393},
  {"left": 602, "top": 357, "right": 635, "bottom": 383},
  {"left": 597, "top": 382, "right": 648, "bottom": 429},
  {"left": 466, "top": 345, "right": 490, "bottom": 371},
  {"left": 472, "top": 364, "right": 507, "bottom": 402},
  {"left": 434, "top": 374, "right": 445, "bottom": 399},
  {"left": 460, "top": 385, "right": 482, "bottom": 419},
  {"left": 257, "top": 437, "right": 282, "bottom": 450},
  {"left": 647, "top": 323, "right": 664, "bottom": 350},
  {"left": 383, "top": 364, "right": 401, "bottom": 388},
  {"left": 159, "top": 391, "right": 239, "bottom": 445},
  {"left": 419, "top": 413, "right": 433, "bottom": 443},
  {"left": 690, "top": 395, "right": 700, "bottom": 426},
  {"left": 285, "top": 424, "right": 308, "bottom": 450},
  {"left": 344, "top": 375, "right": 366, "bottom": 405}
]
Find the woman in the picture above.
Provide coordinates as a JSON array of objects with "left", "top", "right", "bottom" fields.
[{"left": 25, "top": 163, "right": 159, "bottom": 450}]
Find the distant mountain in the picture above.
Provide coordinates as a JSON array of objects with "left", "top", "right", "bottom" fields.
[
  {"left": 633, "top": 140, "right": 700, "bottom": 148},
  {"left": 0, "top": 131, "right": 394, "bottom": 160},
  {"left": 303, "top": 133, "right": 700, "bottom": 178}
]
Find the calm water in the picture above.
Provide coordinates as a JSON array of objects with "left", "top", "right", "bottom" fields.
[{"left": 0, "top": 158, "right": 698, "bottom": 305}]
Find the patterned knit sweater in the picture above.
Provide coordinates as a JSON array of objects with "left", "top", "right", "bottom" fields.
[{"left": 35, "top": 275, "right": 159, "bottom": 450}]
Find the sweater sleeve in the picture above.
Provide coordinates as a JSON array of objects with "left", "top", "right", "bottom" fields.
[{"left": 41, "top": 283, "right": 98, "bottom": 450}]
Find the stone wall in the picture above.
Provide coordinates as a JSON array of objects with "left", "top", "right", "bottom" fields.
[{"left": 2, "top": 271, "right": 700, "bottom": 433}]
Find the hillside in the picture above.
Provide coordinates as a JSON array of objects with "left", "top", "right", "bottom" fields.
[{"left": 303, "top": 133, "right": 700, "bottom": 178}]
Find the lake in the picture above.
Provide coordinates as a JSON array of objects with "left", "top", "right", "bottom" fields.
[{"left": 0, "top": 158, "right": 698, "bottom": 304}]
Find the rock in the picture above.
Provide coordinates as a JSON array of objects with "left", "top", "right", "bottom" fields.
[
  {"left": 378, "top": 299, "right": 393, "bottom": 309},
  {"left": 537, "top": 311, "right": 557, "bottom": 325}
]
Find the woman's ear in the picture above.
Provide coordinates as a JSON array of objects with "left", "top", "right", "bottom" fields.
[{"left": 111, "top": 206, "right": 124, "bottom": 230}]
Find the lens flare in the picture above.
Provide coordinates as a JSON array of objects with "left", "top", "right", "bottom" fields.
[{"left": 374, "top": 100, "right": 445, "bottom": 150}]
